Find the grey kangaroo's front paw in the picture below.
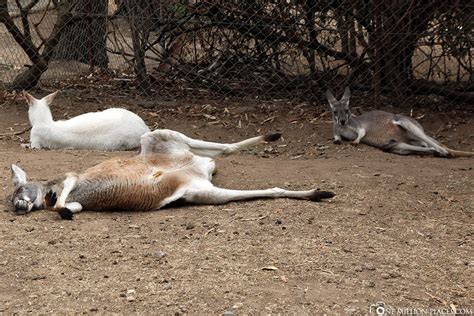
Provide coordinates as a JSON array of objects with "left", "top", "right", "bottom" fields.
[{"left": 333, "top": 139, "right": 342, "bottom": 145}]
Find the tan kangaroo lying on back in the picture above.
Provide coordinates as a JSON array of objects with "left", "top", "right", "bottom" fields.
[
  {"left": 11, "top": 129, "right": 335, "bottom": 219},
  {"left": 326, "top": 88, "right": 473, "bottom": 157}
]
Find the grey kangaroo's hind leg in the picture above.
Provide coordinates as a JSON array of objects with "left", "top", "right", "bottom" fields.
[
  {"left": 383, "top": 141, "right": 437, "bottom": 156},
  {"left": 392, "top": 118, "right": 449, "bottom": 156}
]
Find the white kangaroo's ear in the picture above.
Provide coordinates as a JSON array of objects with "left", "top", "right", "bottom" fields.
[
  {"left": 11, "top": 164, "right": 28, "bottom": 187},
  {"left": 42, "top": 91, "right": 59, "bottom": 105},
  {"left": 22, "top": 90, "right": 36, "bottom": 106},
  {"left": 326, "top": 89, "right": 336, "bottom": 109},
  {"left": 341, "top": 87, "right": 351, "bottom": 104}
]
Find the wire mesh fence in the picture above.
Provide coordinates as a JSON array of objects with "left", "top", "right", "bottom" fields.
[{"left": 0, "top": 0, "right": 472, "bottom": 104}]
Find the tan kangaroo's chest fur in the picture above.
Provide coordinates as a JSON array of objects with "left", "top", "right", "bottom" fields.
[{"left": 67, "top": 154, "right": 197, "bottom": 212}]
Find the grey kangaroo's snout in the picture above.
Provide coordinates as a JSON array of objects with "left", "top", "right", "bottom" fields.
[{"left": 339, "top": 118, "right": 347, "bottom": 126}]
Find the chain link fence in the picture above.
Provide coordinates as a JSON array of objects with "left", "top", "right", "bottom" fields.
[{"left": 0, "top": 0, "right": 472, "bottom": 104}]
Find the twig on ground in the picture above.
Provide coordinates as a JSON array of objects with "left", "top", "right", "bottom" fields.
[{"left": 0, "top": 126, "right": 31, "bottom": 138}]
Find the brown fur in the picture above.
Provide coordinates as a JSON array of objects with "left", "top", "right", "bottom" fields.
[{"left": 66, "top": 154, "right": 194, "bottom": 212}]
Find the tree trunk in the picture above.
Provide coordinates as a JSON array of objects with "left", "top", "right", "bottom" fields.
[
  {"left": 374, "top": 1, "right": 436, "bottom": 97},
  {"left": 125, "top": 0, "right": 154, "bottom": 94},
  {"left": 8, "top": 1, "right": 74, "bottom": 90},
  {"left": 53, "top": 0, "right": 108, "bottom": 68}
]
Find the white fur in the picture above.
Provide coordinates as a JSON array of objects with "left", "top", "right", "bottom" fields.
[{"left": 24, "top": 91, "right": 150, "bottom": 150}]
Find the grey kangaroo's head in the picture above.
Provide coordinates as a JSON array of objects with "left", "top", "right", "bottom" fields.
[
  {"left": 10, "top": 164, "right": 45, "bottom": 215},
  {"left": 326, "top": 87, "right": 351, "bottom": 126}
]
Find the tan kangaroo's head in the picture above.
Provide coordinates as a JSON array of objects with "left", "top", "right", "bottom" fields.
[{"left": 326, "top": 87, "right": 351, "bottom": 126}]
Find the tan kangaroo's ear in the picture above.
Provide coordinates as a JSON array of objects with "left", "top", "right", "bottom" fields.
[
  {"left": 43, "top": 91, "right": 59, "bottom": 105},
  {"left": 22, "top": 90, "right": 36, "bottom": 105}
]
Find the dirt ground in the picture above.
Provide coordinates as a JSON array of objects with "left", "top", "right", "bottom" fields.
[{"left": 0, "top": 88, "right": 472, "bottom": 314}]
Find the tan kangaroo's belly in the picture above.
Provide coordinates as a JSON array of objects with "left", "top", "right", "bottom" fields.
[{"left": 66, "top": 155, "right": 191, "bottom": 212}]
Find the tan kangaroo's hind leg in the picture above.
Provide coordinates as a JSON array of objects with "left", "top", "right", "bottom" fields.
[{"left": 182, "top": 180, "right": 335, "bottom": 205}]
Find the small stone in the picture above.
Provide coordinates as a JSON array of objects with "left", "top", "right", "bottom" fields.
[
  {"left": 163, "top": 282, "right": 172, "bottom": 290},
  {"left": 388, "top": 270, "right": 401, "bottom": 278},
  {"left": 25, "top": 227, "right": 34, "bottom": 232},
  {"left": 381, "top": 272, "right": 390, "bottom": 279},
  {"left": 364, "top": 280, "right": 375, "bottom": 288},
  {"left": 154, "top": 251, "right": 168, "bottom": 260},
  {"left": 90, "top": 307, "right": 98, "bottom": 312},
  {"left": 232, "top": 302, "right": 243, "bottom": 309},
  {"left": 126, "top": 289, "right": 136, "bottom": 302},
  {"left": 364, "top": 263, "right": 376, "bottom": 271},
  {"left": 128, "top": 224, "right": 140, "bottom": 229},
  {"left": 354, "top": 266, "right": 363, "bottom": 272},
  {"left": 223, "top": 311, "right": 234, "bottom": 316},
  {"left": 345, "top": 307, "right": 358, "bottom": 314},
  {"left": 185, "top": 223, "right": 195, "bottom": 230}
]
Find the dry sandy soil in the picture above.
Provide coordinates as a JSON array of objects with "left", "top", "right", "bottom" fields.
[{"left": 0, "top": 88, "right": 472, "bottom": 314}]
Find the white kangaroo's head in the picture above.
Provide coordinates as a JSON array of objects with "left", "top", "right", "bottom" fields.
[
  {"left": 10, "top": 164, "right": 45, "bottom": 215},
  {"left": 22, "top": 91, "right": 58, "bottom": 126},
  {"left": 326, "top": 87, "right": 351, "bottom": 126}
]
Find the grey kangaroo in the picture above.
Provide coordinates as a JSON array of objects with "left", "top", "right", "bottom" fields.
[{"left": 326, "top": 88, "right": 473, "bottom": 157}]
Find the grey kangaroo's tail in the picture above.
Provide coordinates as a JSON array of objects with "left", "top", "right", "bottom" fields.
[
  {"left": 442, "top": 146, "right": 474, "bottom": 158},
  {"left": 394, "top": 119, "right": 473, "bottom": 158}
]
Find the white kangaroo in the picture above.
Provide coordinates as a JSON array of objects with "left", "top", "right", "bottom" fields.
[
  {"left": 22, "top": 91, "right": 150, "bottom": 150},
  {"left": 10, "top": 130, "right": 335, "bottom": 219},
  {"left": 327, "top": 88, "right": 474, "bottom": 157}
]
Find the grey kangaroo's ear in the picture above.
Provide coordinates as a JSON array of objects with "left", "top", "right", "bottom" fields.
[
  {"left": 11, "top": 164, "right": 27, "bottom": 187},
  {"left": 341, "top": 87, "right": 351, "bottom": 104},
  {"left": 326, "top": 89, "right": 337, "bottom": 108},
  {"left": 43, "top": 91, "right": 59, "bottom": 105}
]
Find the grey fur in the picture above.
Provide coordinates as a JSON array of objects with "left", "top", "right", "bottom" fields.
[{"left": 326, "top": 88, "right": 450, "bottom": 157}]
